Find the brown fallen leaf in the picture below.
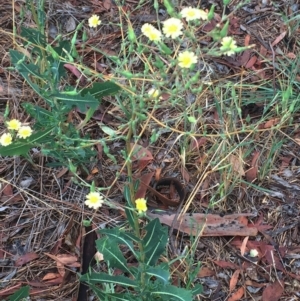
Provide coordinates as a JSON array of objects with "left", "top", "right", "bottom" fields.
[
  {"left": 15, "top": 252, "right": 39, "bottom": 266},
  {"left": 262, "top": 280, "right": 284, "bottom": 301},
  {"left": 228, "top": 287, "right": 244, "bottom": 301},
  {"left": 271, "top": 31, "right": 286, "bottom": 47},
  {"left": 230, "top": 269, "right": 241, "bottom": 292},
  {"left": 214, "top": 260, "right": 239, "bottom": 270},
  {"left": 147, "top": 212, "right": 258, "bottom": 236},
  {"left": 246, "top": 151, "right": 260, "bottom": 182},
  {"left": 240, "top": 236, "right": 249, "bottom": 256},
  {"left": 229, "top": 154, "right": 245, "bottom": 176},
  {"left": 134, "top": 172, "right": 154, "bottom": 200},
  {"left": 42, "top": 273, "right": 61, "bottom": 281},
  {"left": 197, "top": 267, "right": 215, "bottom": 277},
  {"left": 130, "top": 143, "right": 153, "bottom": 170}
]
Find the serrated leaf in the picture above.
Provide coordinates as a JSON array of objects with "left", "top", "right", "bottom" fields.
[
  {"left": 10, "top": 50, "right": 46, "bottom": 81},
  {"left": 21, "top": 27, "right": 46, "bottom": 47},
  {"left": 142, "top": 218, "right": 168, "bottom": 266},
  {"left": 151, "top": 284, "right": 193, "bottom": 301},
  {"left": 96, "top": 237, "right": 130, "bottom": 274},
  {"left": 8, "top": 286, "right": 30, "bottom": 301},
  {"left": 0, "top": 128, "right": 53, "bottom": 156},
  {"left": 80, "top": 272, "right": 137, "bottom": 287},
  {"left": 81, "top": 82, "right": 121, "bottom": 99},
  {"left": 100, "top": 228, "right": 139, "bottom": 257},
  {"left": 145, "top": 265, "right": 170, "bottom": 284},
  {"left": 52, "top": 92, "right": 99, "bottom": 111}
]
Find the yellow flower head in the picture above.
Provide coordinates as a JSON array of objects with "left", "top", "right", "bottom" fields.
[
  {"left": 163, "top": 18, "right": 183, "bottom": 39},
  {"left": 135, "top": 198, "right": 147, "bottom": 214},
  {"left": 181, "top": 7, "right": 208, "bottom": 21},
  {"left": 148, "top": 88, "right": 161, "bottom": 99},
  {"left": 220, "top": 37, "right": 237, "bottom": 56},
  {"left": 85, "top": 192, "right": 104, "bottom": 210},
  {"left": 88, "top": 15, "right": 101, "bottom": 28},
  {"left": 141, "top": 24, "right": 162, "bottom": 41},
  {"left": 7, "top": 119, "right": 21, "bottom": 131},
  {"left": 0, "top": 133, "right": 12, "bottom": 146},
  {"left": 17, "top": 126, "right": 33, "bottom": 139},
  {"left": 178, "top": 51, "right": 197, "bottom": 68}
]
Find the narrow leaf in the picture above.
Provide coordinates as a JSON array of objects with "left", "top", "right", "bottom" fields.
[
  {"left": 142, "top": 218, "right": 168, "bottom": 266},
  {"left": 145, "top": 266, "right": 170, "bottom": 284},
  {"left": 80, "top": 272, "right": 137, "bottom": 287},
  {"left": 151, "top": 284, "right": 193, "bottom": 301},
  {"left": 52, "top": 92, "right": 99, "bottom": 111},
  {"left": 96, "top": 237, "right": 130, "bottom": 273},
  {"left": 81, "top": 82, "right": 121, "bottom": 99},
  {"left": 8, "top": 286, "right": 30, "bottom": 301}
]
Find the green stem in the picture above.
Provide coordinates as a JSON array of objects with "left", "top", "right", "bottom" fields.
[{"left": 125, "top": 117, "right": 147, "bottom": 292}]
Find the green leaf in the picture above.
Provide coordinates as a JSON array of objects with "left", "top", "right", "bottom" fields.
[
  {"left": 8, "top": 286, "right": 30, "bottom": 301},
  {"left": 96, "top": 237, "right": 131, "bottom": 274},
  {"left": 142, "top": 218, "right": 168, "bottom": 266},
  {"left": 192, "top": 283, "right": 203, "bottom": 296},
  {"left": 10, "top": 50, "right": 46, "bottom": 81},
  {"left": 145, "top": 265, "right": 170, "bottom": 284},
  {"left": 100, "top": 228, "right": 139, "bottom": 258},
  {"left": 100, "top": 125, "right": 116, "bottom": 137},
  {"left": 81, "top": 82, "right": 121, "bottom": 99},
  {"left": 0, "top": 128, "right": 53, "bottom": 156},
  {"left": 125, "top": 207, "right": 136, "bottom": 230},
  {"left": 21, "top": 27, "right": 46, "bottom": 47},
  {"left": 151, "top": 284, "right": 193, "bottom": 301},
  {"left": 80, "top": 272, "right": 137, "bottom": 287},
  {"left": 52, "top": 92, "right": 99, "bottom": 111}
]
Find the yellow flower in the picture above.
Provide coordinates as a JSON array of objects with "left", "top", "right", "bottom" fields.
[
  {"left": 85, "top": 192, "right": 104, "bottom": 209},
  {"left": 141, "top": 24, "right": 162, "bottom": 41},
  {"left": 0, "top": 133, "right": 12, "bottom": 146},
  {"left": 135, "top": 198, "right": 147, "bottom": 214},
  {"left": 163, "top": 18, "right": 183, "bottom": 39},
  {"left": 88, "top": 15, "right": 101, "bottom": 28},
  {"left": 178, "top": 51, "right": 197, "bottom": 68},
  {"left": 17, "top": 126, "right": 33, "bottom": 139},
  {"left": 7, "top": 119, "right": 21, "bottom": 131},
  {"left": 181, "top": 7, "right": 208, "bottom": 21},
  {"left": 148, "top": 88, "right": 161, "bottom": 99},
  {"left": 220, "top": 37, "right": 238, "bottom": 56}
]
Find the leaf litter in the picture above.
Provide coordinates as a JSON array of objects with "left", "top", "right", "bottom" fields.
[{"left": 1, "top": 0, "right": 300, "bottom": 300}]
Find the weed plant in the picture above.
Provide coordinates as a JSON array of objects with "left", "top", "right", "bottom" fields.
[{"left": 4, "top": 0, "right": 298, "bottom": 300}]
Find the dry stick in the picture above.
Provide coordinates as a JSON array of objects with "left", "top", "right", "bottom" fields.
[{"left": 268, "top": 41, "right": 276, "bottom": 97}]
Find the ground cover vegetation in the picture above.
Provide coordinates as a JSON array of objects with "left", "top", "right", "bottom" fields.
[{"left": 0, "top": 0, "right": 300, "bottom": 300}]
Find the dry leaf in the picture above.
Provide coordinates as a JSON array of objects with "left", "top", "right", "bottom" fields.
[
  {"left": 197, "top": 267, "right": 215, "bottom": 277},
  {"left": 134, "top": 172, "right": 154, "bottom": 200},
  {"left": 42, "top": 273, "right": 61, "bottom": 281},
  {"left": 214, "top": 260, "right": 239, "bottom": 270},
  {"left": 229, "top": 154, "right": 245, "bottom": 176},
  {"left": 246, "top": 151, "right": 260, "bottom": 182},
  {"left": 240, "top": 236, "right": 249, "bottom": 256},
  {"left": 180, "top": 166, "right": 190, "bottom": 183},
  {"left": 245, "top": 55, "right": 257, "bottom": 68},
  {"left": 15, "top": 252, "right": 39, "bottom": 266},
  {"left": 271, "top": 31, "right": 287, "bottom": 46},
  {"left": 230, "top": 269, "right": 241, "bottom": 292},
  {"left": 228, "top": 287, "right": 244, "bottom": 301},
  {"left": 147, "top": 212, "right": 258, "bottom": 236},
  {"left": 262, "top": 280, "right": 284, "bottom": 301}
]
